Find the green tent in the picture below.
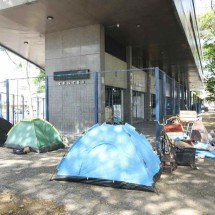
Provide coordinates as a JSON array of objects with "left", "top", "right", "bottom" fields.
[{"left": 5, "top": 118, "right": 64, "bottom": 152}]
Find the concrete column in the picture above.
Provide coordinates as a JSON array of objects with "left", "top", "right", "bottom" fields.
[
  {"left": 45, "top": 24, "right": 104, "bottom": 134},
  {"left": 98, "top": 25, "right": 105, "bottom": 122},
  {"left": 124, "top": 46, "right": 133, "bottom": 123}
]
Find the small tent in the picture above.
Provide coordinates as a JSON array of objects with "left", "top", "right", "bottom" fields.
[
  {"left": 5, "top": 118, "right": 64, "bottom": 152},
  {"left": 55, "top": 123, "right": 161, "bottom": 192},
  {"left": 0, "top": 117, "right": 13, "bottom": 145}
]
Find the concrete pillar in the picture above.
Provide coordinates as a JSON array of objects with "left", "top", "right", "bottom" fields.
[
  {"left": 45, "top": 24, "right": 104, "bottom": 134},
  {"left": 98, "top": 26, "right": 105, "bottom": 122},
  {"left": 124, "top": 46, "right": 133, "bottom": 123}
]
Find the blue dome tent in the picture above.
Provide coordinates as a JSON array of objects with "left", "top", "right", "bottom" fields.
[{"left": 55, "top": 123, "right": 161, "bottom": 191}]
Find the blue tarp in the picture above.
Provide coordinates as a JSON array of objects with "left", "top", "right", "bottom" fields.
[
  {"left": 196, "top": 150, "right": 215, "bottom": 158},
  {"left": 193, "top": 142, "right": 215, "bottom": 159},
  {"left": 55, "top": 123, "right": 161, "bottom": 191}
]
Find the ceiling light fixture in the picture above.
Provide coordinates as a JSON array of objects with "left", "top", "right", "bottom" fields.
[
  {"left": 47, "top": 16, "right": 54, "bottom": 20},
  {"left": 108, "top": 23, "right": 120, "bottom": 28}
]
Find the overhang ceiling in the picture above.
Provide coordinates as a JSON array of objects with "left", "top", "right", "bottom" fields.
[{"left": 0, "top": 0, "right": 203, "bottom": 91}]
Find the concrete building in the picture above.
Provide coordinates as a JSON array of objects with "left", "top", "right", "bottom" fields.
[{"left": 0, "top": 0, "right": 204, "bottom": 135}]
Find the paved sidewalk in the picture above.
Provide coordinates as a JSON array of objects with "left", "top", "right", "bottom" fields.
[{"left": 0, "top": 112, "right": 215, "bottom": 214}]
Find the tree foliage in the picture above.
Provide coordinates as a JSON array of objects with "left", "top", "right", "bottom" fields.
[
  {"left": 199, "top": 10, "right": 215, "bottom": 74},
  {"left": 199, "top": 10, "right": 215, "bottom": 101},
  {"left": 204, "top": 76, "right": 215, "bottom": 101},
  {"left": 33, "top": 69, "right": 45, "bottom": 93}
]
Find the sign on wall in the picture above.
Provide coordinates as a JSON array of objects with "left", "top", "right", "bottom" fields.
[{"left": 54, "top": 69, "right": 90, "bottom": 81}]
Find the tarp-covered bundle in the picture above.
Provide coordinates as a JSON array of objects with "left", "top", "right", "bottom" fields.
[
  {"left": 5, "top": 118, "right": 64, "bottom": 152},
  {"left": 191, "top": 121, "right": 210, "bottom": 143},
  {"left": 55, "top": 123, "right": 161, "bottom": 192},
  {"left": 0, "top": 117, "right": 13, "bottom": 145}
]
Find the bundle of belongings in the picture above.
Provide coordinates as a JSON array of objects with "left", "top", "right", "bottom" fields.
[
  {"left": 167, "top": 135, "right": 196, "bottom": 168},
  {"left": 190, "top": 121, "right": 215, "bottom": 159},
  {"left": 166, "top": 111, "right": 215, "bottom": 160}
]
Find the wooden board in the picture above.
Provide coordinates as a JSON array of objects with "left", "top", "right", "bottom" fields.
[{"left": 179, "top": 110, "right": 197, "bottom": 122}]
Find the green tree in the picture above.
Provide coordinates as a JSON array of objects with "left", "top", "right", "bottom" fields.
[
  {"left": 199, "top": 10, "right": 215, "bottom": 100},
  {"left": 204, "top": 76, "right": 215, "bottom": 101},
  {"left": 33, "top": 69, "right": 45, "bottom": 93}
]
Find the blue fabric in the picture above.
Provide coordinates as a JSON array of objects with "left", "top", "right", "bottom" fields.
[
  {"left": 196, "top": 150, "right": 215, "bottom": 158},
  {"left": 193, "top": 142, "right": 209, "bottom": 149},
  {"left": 57, "top": 123, "right": 161, "bottom": 187}
]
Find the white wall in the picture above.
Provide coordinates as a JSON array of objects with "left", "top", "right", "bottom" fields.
[
  {"left": 104, "top": 53, "right": 127, "bottom": 88},
  {"left": 132, "top": 66, "right": 147, "bottom": 93}
]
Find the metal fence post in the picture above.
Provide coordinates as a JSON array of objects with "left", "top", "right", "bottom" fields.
[
  {"left": 172, "top": 79, "right": 175, "bottom": 115},
  {"left": 12, "top": 94, "right": 15, "bottom": 124},
  {"left": 5, "top": 79, "right": 9, "bottom": 121},
  {"left": 181, "top": 85, "right": 185, "bottom": 110},
  {"left": 21, "top": 95, "right": 24, "bottom": 119},
  {"left": 177, "top": 83, "right": 180, "bottom": 114},
  {"left": 162, "top": 72, "right": 166, "bottom": 122},
  {"left": 94, "top": 72, "right": 99, "bottom": 124},
  {"left": 187, "top": 88, "right": 190, "bottom": 109},
  {"left": 197, "top": 97, "right": 201, "bottom": 114},
  {"left": 155, "top": 67, "right": 160, "bottom": 150},
  {"left": 0, "top": 93, "right": 2, "bottom": 117},
  {"left": 45, "top": 76, "right": 49, "bottom": 121}
]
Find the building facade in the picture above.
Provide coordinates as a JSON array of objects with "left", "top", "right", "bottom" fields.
[{"left": 0, "top": 0, "right": 204, "bottom": 135}]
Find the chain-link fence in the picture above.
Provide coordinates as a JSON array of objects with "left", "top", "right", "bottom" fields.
[
  {"left": 0, "top": 78, "right": 45, "bottom": 124},
  {"left": 0, "top": 67, "right": 202, "bottom": 144}
]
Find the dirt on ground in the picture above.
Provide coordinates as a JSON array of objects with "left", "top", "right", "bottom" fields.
[
  {"left": 0, "top": 112, "right": 215, "bottom": 215},
  {"left": 0, "top": 192, "right": 66, "bottom": 215}
]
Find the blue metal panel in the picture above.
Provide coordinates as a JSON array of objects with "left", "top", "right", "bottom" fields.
[
  {"left": 172, "top": 79, "right": 175, "bottom": 114},
  {"left": 187, "top": 88, "right": 190, "bottom": 109},
  {"left": 94, "top": 72, "right": 99, "bottom": 124},
  {"left": 177, "top": 83, "right": 180, "bottom": 114},
  {"left": 181, "top": 85, "right": 185, "bottom": 110},
  {"left": 184, "top": 86, "right": 187, "bottom": 109},
  {"left": 162, "top": 72, "right": 166, "bottom": 121},
  {"left": 193, "top": 94, "right": 197, "bottom": 111},
  {"left": 197, "top": 97, "right": 201, "bottom": 114},
  {"left": 45, "top": 76, "right": 49, "bottom": 121},
  {"left": 155, "top": 67, "right": 160, "bottom": 146}
]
